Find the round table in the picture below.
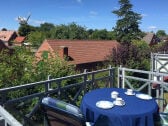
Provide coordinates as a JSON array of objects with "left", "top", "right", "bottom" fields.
[{"left": 80, "top": 88, "right": 159, "bottom": 126}]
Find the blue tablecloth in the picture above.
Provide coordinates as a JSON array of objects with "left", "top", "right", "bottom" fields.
[{"left": 80, "top": 88, "right": 159, "bottom": 126}]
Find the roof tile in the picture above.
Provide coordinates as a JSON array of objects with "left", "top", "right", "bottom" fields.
[{"left": 36, "top": 39, "right": 120, "bottom": 65}]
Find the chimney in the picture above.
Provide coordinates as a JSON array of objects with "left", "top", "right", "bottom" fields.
[{"left": 59, "top": 46, "right": 68, "bottom": 59}]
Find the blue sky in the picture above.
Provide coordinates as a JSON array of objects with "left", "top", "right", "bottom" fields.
[{"left": 0, "top": 0, "right": 168, "bottom": 33}]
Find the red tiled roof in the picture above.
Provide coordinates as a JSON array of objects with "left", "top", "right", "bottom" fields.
[
  {"left": 0, "top": 31, "right": 17, "bottom": 42},
  {"left": 36, "top": 39, "right": 120, "bottom": 65},
  {"left": 14, "top": 36, "right": 25, "bottom": 43}
]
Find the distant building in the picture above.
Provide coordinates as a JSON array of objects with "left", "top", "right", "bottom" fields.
[
  {"left": 160, "top": 36, "right": 168, "bottom": 42},
  {"left": 14, "top": 36, "right": 26, "bottom": 46},
  {"left": 0, "top": 40, "right": 13, "bottom": 53},
  {"left": 0, "top": 30, "right": 17, "bottom": 46},
  {"left": 35, "top": 39, "right": 120, "bottom": 71},
  {"left": 142, "top": 32, "right": 160, "bottom": 46}
]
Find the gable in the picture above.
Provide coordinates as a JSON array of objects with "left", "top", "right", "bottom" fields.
[
  {"left": 142, "top": 33, "right": 154, "bottom": 44},
  {"left": 35, "top": 40, "right": 55, "bottom": 59},
  {"left": 0, "top": 31, "right": 17, "bottom": 42}
]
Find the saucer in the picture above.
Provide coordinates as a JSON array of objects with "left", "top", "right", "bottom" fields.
[
  {"left": 124, "top": 92, "right": 135, "bottom": 96},
  {"left": 136, "top": 94, "right": 152, "bottom": 100},
  {"left": 113, "top": 100, "right": 125, "bottom": 106},
  {"left": 96, "top": 100, "right": 114, "bottom": 109}
]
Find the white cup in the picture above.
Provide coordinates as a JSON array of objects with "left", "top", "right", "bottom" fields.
[
  {"left": 127, "top": 89, "right": 133, "bottom": 94},
  {"left": 111, "top": 91, "right": 119, "bottom": 99},
  {"left": 115, "top": 97, "right": 124, "bottom": 105}
]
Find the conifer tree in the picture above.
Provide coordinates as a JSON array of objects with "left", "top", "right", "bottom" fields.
[{"left": 113, "top": 0, "right": 143, "bottom": 43}]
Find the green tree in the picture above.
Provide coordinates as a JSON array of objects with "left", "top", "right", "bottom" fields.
[
  {"left": 68, "top": 22, "right": 88, "bottom": 40},
  {"left": 51, "top": 24, "right": 69, "bottom": 39},
  {"left": 112, "top": 0, "right": 143, "bottom": 43},
  {"left": 50, "top": 23, "right": 88, "bottom": 40},
  {"left": 0, "top": 46, "right": 76, "bottom": 122},
  {"left": 39, "top": 22, "right": 55, "bottom": 32},
  {"left": 0, "top": 47, "right": 35, "bottom": 88},
  {"left": 1, "top": 28, "right": 7, "bottom": 31},
  {"left": 156, "top": 30, "right": 167, "bottom": 38},
  {"left": 90, "top": 29, "right": 109, "bottom": 40},
  {"left": 0, "top": 46, "right": 75, "bottom": 88},
  {"left": 39, "top": 23, "right": 55, "bottom": 38},
  {"left": 106, "top": 40, "right": 151, "bottom": 70},
  {"left": 18, "top": 24, "right": 36, "bottom": 36},
  {"left": 27, "top": 31, "right": 46, "bottom": 48}
]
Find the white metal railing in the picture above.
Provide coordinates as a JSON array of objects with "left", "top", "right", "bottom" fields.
[
  {"left": 0, "top": 105, "right": 22, "bottom": 126},
  {"left": 118, "top": 66, "right": 168, "bottom": 111}
]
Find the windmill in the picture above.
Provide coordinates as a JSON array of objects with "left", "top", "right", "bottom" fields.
[{"left": 18, "top": 13, "right": 31, "bottom": 25}]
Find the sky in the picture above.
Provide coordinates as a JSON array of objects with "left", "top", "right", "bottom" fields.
[{"left": 0, "top": 0, "right": 168, "bottom": 33}]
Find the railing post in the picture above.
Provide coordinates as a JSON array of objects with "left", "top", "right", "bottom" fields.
[
  {"left": 109, "top": 65, "right": 114, "bottom": 88},
  {"left": 160, "top": 76, "right": 164, "bottom": 112},
  {"left": 91, "top": 72, "right": 95, "bottom": 89},
  {"left": 47, "top": 75, "right": 51, "bottom": 90},
  {"left": 118, "top": 65, "right": 124, "bottom": 88},
  {"left": 122, "top": 68, "right": 125, "bottom": 88},
  {"left": 118, "top": 66, "right": 121, "bottom": 88},
  {"left": 83, "top": 69, "right": 88, "bottom": 93},
  {"left": 57, "top": 80, "right": 61, "bottom": 99},
  {"left": 148, "top": 72, "right": 152, "bottom": 96}
]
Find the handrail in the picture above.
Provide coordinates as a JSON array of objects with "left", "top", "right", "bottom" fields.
[
  {"left": 0, "top": 66, "right": 115, "bottom": 125},
  {"left": 0, "top": 105, "right": 22, "bottom": 126},
  {"left": 0, "top": 66, "right": 115, "bottom": 106},
  {"left": 118, "top": 66, "right": 168, "bottom": 111},
  {"left": 118, "top": 67, "right": 168, "bottom": 88}
]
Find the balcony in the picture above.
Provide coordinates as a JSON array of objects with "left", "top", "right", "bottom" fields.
[{"left": 0, "top": 66, "right": 168, "bottom": 126}]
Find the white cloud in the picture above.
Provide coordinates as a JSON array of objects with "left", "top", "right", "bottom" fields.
[
  {"left": 141, "top": 14, "right": 148, "bottom": 18},
  {"left": 29, "top": 19, "right": 45, "bottom": 25},
  {"left": 113, "top": 7, "right": 119, "bottom": 10},
  {"left": 148, "top": 26, "right": 157, "bottom": 31}
]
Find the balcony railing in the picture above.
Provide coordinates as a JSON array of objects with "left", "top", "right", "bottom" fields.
[
  {"left": 118, "top": 66, "right": 168, "bottom": 111},
  {"left": 0, "top": 66, "right": 115, "bottom": 126},
  {"left": 0, "top": 66, "right": 168, "bottom": 125},
  {"left": 0, "top": 105, "right": 22, "bottom": 126}
]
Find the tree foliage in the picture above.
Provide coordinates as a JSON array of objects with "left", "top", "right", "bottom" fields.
[
  {"left": 152, "top": 41, "right": 168, "bottom": 53},
  {"left": 0, "top": 47, "right": 76, "bottom": 122},
  {"left": 39, "top": 22, "right": 55, "bottom": 32},
  {"left": 89, "top": 29, "right": 111, "bottom": 40},
  {"left": 21, "top": 22, "right": 118, "bottom": 49},
  {"left": 106, "top": 40, "right": 151, "bottom": 70},
  {"left": 0, "top": 47, "right": 35, "bottom": 88},
  {"left": 27, "top": 31, "right": 46, "bottom": 48},
  {"left": 112, "top": 0, "right": 143, "bottom": 43},
  {"left": 0, "top": 47, "right": 75, "bottom": 88},
  {"left": 156, "top": 30, "right": 167, "bottom": 38}
]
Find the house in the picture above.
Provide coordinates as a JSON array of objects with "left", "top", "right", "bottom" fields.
[
  {"left": 142, "top": 32, "right": 160, "bottom": 46},
  {"left": 160, "top": 36, "right": 168, "bottom": 42},
  {"left": 0, "top": 40, "right": 13, "bottom": 53},
  {"left": 35, "top": 39, "right": 120, "bottom": 71},
  {"left": 0, "top": 30, "right": 18, "bottom": 46},
  {"left": 0, "top": 40, "right": 8, "bottom": 51},
  {"left": 14, "top": 36, "right": 26, "bottom": 46}
]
